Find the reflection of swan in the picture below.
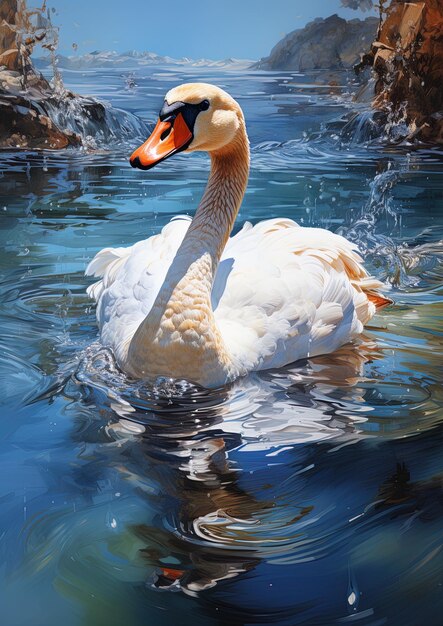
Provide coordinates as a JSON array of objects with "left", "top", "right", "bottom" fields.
[
  {"left": 75, "top": 337, "right": 380, "bottom": 451},
  {"left": 86, "top": 83, "right": 390, "bottom": 388}
]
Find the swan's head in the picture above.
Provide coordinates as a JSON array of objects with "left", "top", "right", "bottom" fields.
[{"left": 130, "top": 83, "right": 243, "bottom": 170}]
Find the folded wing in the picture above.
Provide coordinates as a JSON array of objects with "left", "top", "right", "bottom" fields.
[
  {"left": 213, "top": 218, "right": 387, "bottom": 372},
  {"left": 85, "top": 216, "right": 192, "bottom": 363}
]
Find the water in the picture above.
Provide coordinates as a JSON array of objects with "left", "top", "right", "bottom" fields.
[{"left": 1, "top": 66, "right": 443, "bottom": 626}]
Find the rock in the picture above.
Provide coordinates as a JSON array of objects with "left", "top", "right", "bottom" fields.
[
  {"left": 0, "top": 65, "right": 82, "bottom": 149},
  {"left": 0, "top": 0, "right": 78, "bottom": 148},
  {"left": 253, "top": 15, "right": 379, "bottom": 71},
  {"left": 361, "top": 0, "right": 443, "bottom": 143},
  {"left": 0, "top": 0, "right": 20, "bottom": 70},
  {"left": 0, "top": 0, "right": 147, "bottom": 150},
  {"left": 0, "top": 91, "right": 80, "bottom": 149}
]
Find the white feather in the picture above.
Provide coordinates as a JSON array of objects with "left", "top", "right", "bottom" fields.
[
  {"left": 86, "top": 216, "right": 385, "bottom": 373},
  {"left": 85, "top": 215, "right": 191, "bottom": 364}
]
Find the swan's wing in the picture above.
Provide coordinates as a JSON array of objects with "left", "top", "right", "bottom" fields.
[
  {"left": 85, "top": 216, "right": 191, "bottom": 362},
  {"left": 214, "top": 218, "right": 386, "bottom": 373}
]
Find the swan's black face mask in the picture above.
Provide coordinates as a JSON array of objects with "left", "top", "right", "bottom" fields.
[{"left": 129, "top": 99, "right": 210, "bottom": 170}]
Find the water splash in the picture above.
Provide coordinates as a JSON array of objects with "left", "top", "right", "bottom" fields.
[
  {"left": 339, "top": 163, "right": 400, "bottom": 252},
  {"left": 338, "top": 108, "right": 414, "bottom": 147},
  {"left": 1, "top": 1, "right": 149, "bottom": 149},
  {"left": 338, "top": 162, "right": 443, "bottom": 289},
  {"left": 42, "top": 95, "right": 150, "bottom": 149}
]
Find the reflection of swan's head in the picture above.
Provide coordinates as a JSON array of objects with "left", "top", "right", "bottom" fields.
[{"left": 130, "top": 82, "right": 245, "bottom": 170}]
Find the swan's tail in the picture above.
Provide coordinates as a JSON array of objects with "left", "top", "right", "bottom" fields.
[
  {"left": 350, "top": 273, "right": 392, "bottom": 327},
  {"left": 366, "top": 291, "right": 393, "bottom": 310}
]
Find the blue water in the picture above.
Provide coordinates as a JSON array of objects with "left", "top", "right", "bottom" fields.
[{"left": 1, "top": 66, "right": 443, "bottom": 626}]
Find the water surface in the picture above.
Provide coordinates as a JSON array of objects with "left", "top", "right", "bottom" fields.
[{"left": 1, "top": 66, "right": 443, "bottom": 626}]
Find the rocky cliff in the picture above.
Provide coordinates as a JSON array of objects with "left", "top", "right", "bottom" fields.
[
  {"left": 360, "top": 0, "right": 443, "bottom": 142},
  {"left": 0, "top": 0, "right": 20, "bottom": 70},
  {"left": 254, "top": 15, "right": 379, "bottom": 71},
  {"left": 0, "top": 0, "right": 78, "bottom": 148}
]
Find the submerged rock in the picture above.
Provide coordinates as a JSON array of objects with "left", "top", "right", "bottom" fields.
[
  {"left": 0, "top": 86, "right": 80, "bottom": 149},
  {"left": 253, "top": 15, "right": 379, "bottom": 71},
  {"left": 359, "top": 0, "right": 443, "bottom": 143},
  {"left": 0, "top": 62, "right": 140, "bottom": 150}
]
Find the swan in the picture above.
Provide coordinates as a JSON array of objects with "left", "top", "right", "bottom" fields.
[{"left": 86, "top": 83, "right": 390, "bottom": 388}]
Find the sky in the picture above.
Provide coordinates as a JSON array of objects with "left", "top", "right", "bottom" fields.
[{"left": 42, "top": 0, "right": 377, "bottom": 61}]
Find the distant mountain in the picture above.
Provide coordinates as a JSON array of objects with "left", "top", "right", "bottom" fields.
[
  {"left": 254, "top": 15, "right": 379, "bottom": 71},
  {"left": 33, "top": 50, "right": 253, "bottom": 70}
]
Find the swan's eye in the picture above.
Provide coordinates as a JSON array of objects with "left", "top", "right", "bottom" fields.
[{"left": 200, "top": 99, "right": 209, "bottom": 111}]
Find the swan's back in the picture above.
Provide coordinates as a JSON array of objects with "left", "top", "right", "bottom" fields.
[{"left": 213, "top": 218, "right": 385, "bottom": 373}]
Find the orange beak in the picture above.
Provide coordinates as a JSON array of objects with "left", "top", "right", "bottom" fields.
[{"left": 129, "top": 112, "right": 193, "bottom": 170}]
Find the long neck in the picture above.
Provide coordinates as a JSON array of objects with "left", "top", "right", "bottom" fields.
[
  {"left": 154, "top": 125, "right": 250, "bottom": 308},
  {"left": 184, "top": 128, "right": 250, "bottom": 263},
  {"left": 127, "top": 122, "right": 249, "bottom": 384}
]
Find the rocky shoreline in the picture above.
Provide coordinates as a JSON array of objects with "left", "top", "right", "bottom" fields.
[
  {"left": 0, "top": 0, "right": 145, "bottom": 150},
  {"left": 0, "top": 68, "right": 80, "bottom": 149},
  {"left": 1, "top": 1, "right": 441, "bottom": 148},
  {"left": 254, "top": 15, "right": 379, "bottom": 71},
  {"left": 358, "top": 0, "right": 443, "bottom": 143}
]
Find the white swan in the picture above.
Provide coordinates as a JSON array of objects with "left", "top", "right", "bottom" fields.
[{"left": 86, "top": 83, "right": 390, "bottom": 388}]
